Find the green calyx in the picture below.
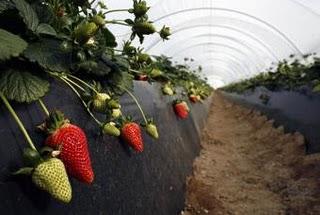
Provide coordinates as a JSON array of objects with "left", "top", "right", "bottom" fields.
[
  {"left": 23, "top": 148, "right": 42, "bottom": 167},
  {"left": 102, "top": 122, "right": 120, "bottom": 137},
  {"left": 45, "top": 110, "right": 69, "bottom": 134}
]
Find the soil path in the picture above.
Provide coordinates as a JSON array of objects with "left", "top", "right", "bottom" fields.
[{"left": 183, "top": 92, "right": 320, "bottom": 215}]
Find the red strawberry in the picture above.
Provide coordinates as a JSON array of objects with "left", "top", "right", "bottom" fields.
[
  {"left": 189, "top": 94, "right": 198, "bottom": 103},
  {"left": 45, "top": 111, "right": 94, "bottom": 184},
  {"left": 174, "top": 101, "right": 189, "bottom": 119},
  {"left": 136, "top": 74, "right": 148, "bottom": 81},
  {"left": 121, "top": 122, "right": 144, "bottom": 152}
]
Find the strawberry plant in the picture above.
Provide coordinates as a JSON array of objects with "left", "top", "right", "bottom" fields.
[
  {"left": 222, "top": 54, "right": 320, "bottom": 94},
  {"left": 0, "top": 0, "right": 213, "bottom": 204}
]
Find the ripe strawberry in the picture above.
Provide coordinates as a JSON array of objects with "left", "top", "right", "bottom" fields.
[
  {"left": 136, "top": 74, "right": 148, "bottom": 81},
  {"left": 181, "top": 101, "right": 190, "bottom": 112},
  {"left": 189, "top": 94, "right": 199, "bottom": 103},
  {"left": 32, "top": 158, "right": 72, "bottom": 203},
  {"left": 45, "top": 111, "right": 94, "bottom": 184},
  {"left": 174, "top": 101, "right": 189, "bottom": 119},
  {"left": 121, "top": 122, "right": 144, "bottom": 152},
  {"left": 56, "top": 7, "right": 65, "bottom": 17}
]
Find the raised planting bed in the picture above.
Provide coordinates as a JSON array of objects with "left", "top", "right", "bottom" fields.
[
  {"left": 0, "top": 81, "right": 212, "bottom": 215},
  {"left": 222, "top": 86, "right": 320, "bottom": 154}
]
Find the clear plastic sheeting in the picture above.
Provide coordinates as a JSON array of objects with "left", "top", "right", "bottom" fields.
[{"left": 104, "top": 0, "right": 320, "bottom": 88}]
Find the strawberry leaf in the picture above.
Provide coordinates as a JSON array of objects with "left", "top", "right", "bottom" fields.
[
  {"left": 101, "top": 28, "right": 117, "bottom": 48},
  {"left": 0, "top": 69, "right": 49, "bottom": 103},
  {"left": 12, "top": 0, "right": 39, "bottom": 31},
  {"left": 313, "top": 84, "right": 320, "bottom": 92},
  {"left": 0, "top": 0, "right": 14, "bottom": 14},
  {"left": 24, "top": 38, "right": 72, "bottom": 72},
  {"left": 36, "top": 23, "right": 57, "bottom": 36},
  {"left": 0, "top": 29, "right": 28, "bottom": 60}
]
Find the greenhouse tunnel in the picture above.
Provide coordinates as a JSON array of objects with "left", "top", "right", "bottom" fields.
[{"left": 1, "top": 0, "right": 320, "bottom": 214}]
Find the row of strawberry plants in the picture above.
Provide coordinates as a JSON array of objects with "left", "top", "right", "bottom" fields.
[
  {"left": 0, "top": 0, "right": 212, "bottom": 203},
  {"left": 221, "top": 54, "right": 320, "bottom": 94}
]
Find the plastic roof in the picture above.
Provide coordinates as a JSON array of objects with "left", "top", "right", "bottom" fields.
[{"left": 104, "top": 0, "right": 320, "bottom": 87}]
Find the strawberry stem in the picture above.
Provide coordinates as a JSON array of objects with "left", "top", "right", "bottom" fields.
[
  {"left": 48, "top": 72, "right": 86, "bottom": 92},
  {"left": 63, "top": 77, "right": 86, "bottom": 92},
  {"left": 121, "top": 87, "right": 148, "bottom": 124},
  {"left": 59, "top": 77, "right": 103, "bottom": 126},
  {"left": 38, "top": 98, "right": 50, "bottom": 117},
  {"left": 103, "top": 9, "right": 128, "bottom": 15},
  {"left": 0, "top": 92, "right": 38, "bottom": 152},
  {"left": 66, "top": 74, "right": 99, "bottom": 94},
  {"left": 106, "top": 20, "right": 130, "bottom": 27}
]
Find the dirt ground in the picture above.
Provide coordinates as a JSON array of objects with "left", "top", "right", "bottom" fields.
[{"left": 182, "top": 92, "right": 320, "bottom": 215}]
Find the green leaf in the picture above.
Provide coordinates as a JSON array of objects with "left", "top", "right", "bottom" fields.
[
  {"left": 0, "top": 69, "right": 49, "bottom": 103},
  {"left": 13, "top": 167, "right": 34, "bottom": 175},
  {"left": 313, "top": 84, "right": 320, "bottom": 92},
  {"left": 78, "top": 60, "right": 111, "bottom": 76},
  {"left": 0, "top": 29, "right": 28, "bottom": 60},
  {"left": 101, "top": 28, "right": 117, "bottom": 48},
  {"left": 0, "top": 0, "right": 14, "bottom": 13},
  {"left": 109, "top": 71, "right": 134, "bottom": 95},
  {"left": 12, "top": 0, "right": 39, "bottom": 31},
  {"left": 36, "top": 23, "right": 57, "bottom": 36},
  {"left": 24, "top": 38, "right": 72, "bottom": 72}
]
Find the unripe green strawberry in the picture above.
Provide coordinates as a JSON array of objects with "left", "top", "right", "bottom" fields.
[
  {"left": 133, "top": 22, "right": 156, "bottom": 35},
  {"left": 92, "top": 15, "right": 105, "bottom": 27},
  {"left": 159, "top": 25, "right": 171, "bottom": 40},
  {"left": 131, "top": 0, "right": 149, "bottom": 17},
  {"left": 107, "top": 99, "right": 120, "bottom": 109},
  {"left": 111, "top": 108, "right": 122, "bottom": 118},
  {"left": 137, "top": 53, "right": 150, "bottom": 63},
  {"left": 102, "top": 122, "right": 120, "bottom": 137},
  {"left": 32, "top": 158, "right": 72, "bottom": 203},
  {"left": 162, "top": 85, "right": 174, "bottom": 95},
  {"left": 146, "top": 123, "right": 159, "bottom": 139},
  {"left": 150, "top": 68, "right": 162, "bottom": 78},
  {"left": 60, "top": 41, "right": 72, "bottom": 52},
  {"left": 92, "top": 93, "right": 110, "bottom": 113},
  {"left": 74, "top": 22, "right": 98, "bottom": 43}
]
